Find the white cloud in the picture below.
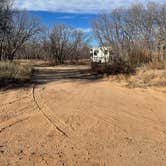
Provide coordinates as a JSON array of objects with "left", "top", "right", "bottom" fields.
[
  {"left": 56, "top": 16, "right": 76, "bottom": 19},
  {"left": 76, "top": 28, "right": 92, "bottom": 33},
  {"left": 14, "top": 0, "right": 164, "bottom": 13}
]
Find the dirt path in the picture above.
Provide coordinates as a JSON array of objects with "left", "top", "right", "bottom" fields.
[{"left": 1, "top": 65, "right": 166, "bottom": 166}]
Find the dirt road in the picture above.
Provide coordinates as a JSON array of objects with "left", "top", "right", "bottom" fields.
[{"left": 1, "top": 64, "right": 166, "bottom": 166}]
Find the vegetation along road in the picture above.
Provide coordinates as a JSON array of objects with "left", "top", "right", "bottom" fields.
[{"left": 0, "top": 64, "right": 166, "bottom": 166}]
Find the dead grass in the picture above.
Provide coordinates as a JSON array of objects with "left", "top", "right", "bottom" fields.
[
  {"left": 146, "top": 61, "right": 166, "bottom": 70},
  {"left": 0, "top": 61, "right": 33, "bottom": 87},
  {"left": 127, "top": 69, "right": 166, "bottom": 88},
  {"left": 109, "top": 61, "right": 166, "bottom": 88},
  {"left": 112, "top": 68, "right": 166, "bottom": 88}
]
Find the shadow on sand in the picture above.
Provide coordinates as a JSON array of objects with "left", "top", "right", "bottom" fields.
[
  {"left": 0, "top": 64, "right": 103, "bottom": 91},
  {"left": 32, "top": 68, "right": 103, "bottom": 84}
]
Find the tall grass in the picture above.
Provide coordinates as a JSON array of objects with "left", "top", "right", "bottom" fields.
[{"left": 0, "top": 61, "right": 33, "bottom": 87}]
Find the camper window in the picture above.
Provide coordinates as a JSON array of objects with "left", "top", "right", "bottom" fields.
[
  {"left": 104, "top": 50, "right": 108, "bottom": 54},
  {"left": 94, "top": 50, "right": 98, "bottom": 56}
]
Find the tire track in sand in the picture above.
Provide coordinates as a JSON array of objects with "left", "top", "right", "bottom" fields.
[{"left": 32, "top": 85, "right": 69, "bottom": 138}]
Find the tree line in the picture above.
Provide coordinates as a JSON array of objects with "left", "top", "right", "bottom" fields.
[
  {"left": 0, "top": 0, "right": 90, "bottom": 64},
  {"left": 92, "top": 2, "right": 166, "bottom": 66},
  {"left": 0, "top": 0, "right": 165, "bottom": 67}
]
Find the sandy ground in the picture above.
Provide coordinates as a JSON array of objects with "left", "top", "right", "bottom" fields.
[{"left": 0, "top": 64, "right": 166, "bottom": 166}]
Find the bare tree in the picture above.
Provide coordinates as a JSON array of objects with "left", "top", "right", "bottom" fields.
[
  {"left": 0, "top": 0, "right": 13, "bottom": 60},
  {"left": 0, "top": 1, "right": 90, "bottom": 63},
  {"left": 92, "top": 2, "right": 166, "bottom": 66},
  {"left": 1, "top": 11, "right": 42, "bottom": 61},
  {"left": 49, "top": 24, "right": 89, "bottom": 64}
]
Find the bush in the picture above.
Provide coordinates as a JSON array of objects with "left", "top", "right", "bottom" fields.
[
  {"left": 0, "top": 61, "right": 33, "bottom": 87},
  {"left": 91, "top": 57, "right": 136, "bottom": 75},
  {"left": 108, "top": 57, "right": 136, "bottom": 74}
]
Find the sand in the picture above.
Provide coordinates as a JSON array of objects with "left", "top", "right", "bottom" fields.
[{"left": 0, "top": 64, "right": 166, "bottom": 166}]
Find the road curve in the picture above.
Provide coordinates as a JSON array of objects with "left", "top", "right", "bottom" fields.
[{"left": 0, "top": 65, "right": 166, "bottom": 166}]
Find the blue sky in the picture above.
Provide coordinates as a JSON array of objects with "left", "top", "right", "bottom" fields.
[
  {"left": 14, "top": 0, "right": 165, "bottom": 46},
  {"left": 27, "top": 11, "right": 98, "bottom": 46},
  {"left": 27, "top": 11, "right": 97, "bottom": 31}
]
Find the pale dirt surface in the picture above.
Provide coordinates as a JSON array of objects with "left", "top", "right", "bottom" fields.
[{"left": 0, "top": 64, "right": 166, "bottom": 166}]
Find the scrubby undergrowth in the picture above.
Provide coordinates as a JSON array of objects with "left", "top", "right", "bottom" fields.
[
  {"left": 111, "top": 64, "right": 166, "bottom": 88},
  {"left": 127, "top": 69, "right": 166, "bottom": 88},
  {"left": 0, "top": 61, "right": 33, "bottom": 87},
  {"left": 91, "top": 60, "right": 136, "bottom": 75}
]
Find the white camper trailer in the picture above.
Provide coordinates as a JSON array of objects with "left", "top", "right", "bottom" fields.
[{"left": 90, "top": 47, "right": 111, "bottom": 63}]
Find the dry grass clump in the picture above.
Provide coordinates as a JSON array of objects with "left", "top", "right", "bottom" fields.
[
  {"left": 146, "top": 61, "right": 166, "bottom": 70},
  {"left": 127, "top": 69, "right": 166, "bottom": 88},
  {"left": 0, "top": 61, "right": 33, "bottom": 87},
  {"left": 109, "top": 61, "right": 166, "bottom": 88}
]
